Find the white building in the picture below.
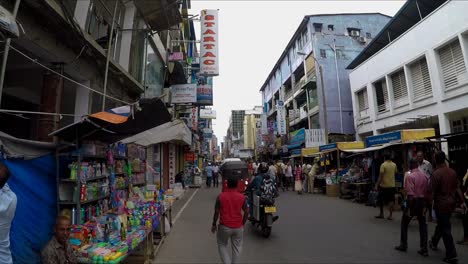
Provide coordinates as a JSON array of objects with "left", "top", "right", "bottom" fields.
[{"left": 348, "top": 0, "right": 468, "bottom": 153}]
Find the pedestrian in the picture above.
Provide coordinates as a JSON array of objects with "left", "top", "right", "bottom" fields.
[
  {"left": 275, "top": 161, "right": 285, "bottom": 191},
  {"left": 175, "top": 171, "right": 185, "bottom": 189},
  {"left": 212, "top": 178, "right": 249, "bottom": 264},
  {"left": 213, "top": 163, "right": 220, "bottom": 188},
  {"left": 205, "top": 163, "right": 213, "bottom": 188},
  {"left": 0, "top": 163, "right": 17, "bottom": 264},
  {"left": 308, "top": 158, "right": 320, "bottom": 194},
  {"left": 285, "top": 160, "right": 294, "bottom": 191},
  {"left": 429, "top": 152, "right": 466, "bottom": 264},
  {"left": 294, "top": 163, "right": 303, "bottom": 193},
  {"left": 302, "top": 162, "right": 312, "bottom": 193},
  {"left": 41, "top": 216, "right": 77, "bottom": 264},
  {"left": 457, "top": 169, "right": 468, "bottom": 245},
  {"left": 374, "top": 153, "right": 396, "bottom": 220},
  {"left": 252, "top": 161, "right": 259, "bottom": 176},
  {"left": 416, "top": 151, "right": 434, "bottom": 222},
  {"left": 395, "top": 159, "right": 429, "bottom": 256},
  {"left": 268, "top": 161, "right": 277, "bottom": 182}
]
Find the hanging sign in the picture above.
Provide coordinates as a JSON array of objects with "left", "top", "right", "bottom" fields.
[
  {"left": 196, "top": 75, "right": 213, "bottom": 105},
  {"left": 189, "top": 107, "right": 198, "bottom": 131},
  {"left": 276, "top": 100, "right": 287, "bottom": 135},
  {"left": 261, "top": 114, "right": 268, "bottom": 135},
  {"left": 200, "top": 108, "right": 216, "bottom": 119},
  {"left": 171, "top": 84, "right": 197, "bottom": 104},
  {"left": 305, "top": 129, "right": 326, "bottom": 148},
  {"left": 184, "top": 151, "right": 195, "bottom": 162},
  {"left": 169, "top": 144, "right": 176, "bottom": 188},
  {"left": 200, "top": 9, "right": 219, "bottom": 76},
  {"left": 168, "top": 52, "right": 184, "bottom": 62}
]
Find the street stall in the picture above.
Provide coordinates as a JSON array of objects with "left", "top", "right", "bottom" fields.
[{"left": 316, "top": 141, "right": 365, "bottom": 197}]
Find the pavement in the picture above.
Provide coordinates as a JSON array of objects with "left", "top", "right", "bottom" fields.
[{"left": 154, "top": 186, "right": 467, "bottom": 264}]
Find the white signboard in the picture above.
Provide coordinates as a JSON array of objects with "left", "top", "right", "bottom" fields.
[
  {"left": 276, "top": 100, "right": 287, "bottom": 135},
  {"left": 288, "top": 109, "right": 296, "bottom": 121},
  {"left": 200, "top": 109, "right": 217, "bottom": 119},
  {"left": 171, "top": 84, "right": 197, "bottom": 104},
  {"left": 168, "top": 143, "right": 176, "bottom": 188},
  {"left": 305, "top": 129, "right": 326, "bottom": 148},
  {"left": 200, "top": 10, "right": 219, "bottom": 76},
  {"left": 261, "top": 114, "right": 268, "bottom": 135}
]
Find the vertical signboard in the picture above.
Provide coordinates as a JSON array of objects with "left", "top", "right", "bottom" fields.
[
  {"left": 189, "top": 107, "right": 198, "bottom": 131},
  {"left": 261, "top": 114, "right": 268, "bottom": 135},
  {"left": 276, "top": 100, "right": 287, "bottom": 135},
  {"left": 197, "top": 75, "right": 213, "bottom": 105},
  {"left": 168, "top": 144, "right": 176, "bottom": 188},
  {"left": 200, "top": 10, "right": 219, "bottom": 76},
  {"left": 153, "top": 144, "right": 161, "bottom": 188}
]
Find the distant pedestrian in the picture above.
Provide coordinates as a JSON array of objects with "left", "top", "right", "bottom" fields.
[
  {"left": 268, "top": 162, "right": 277, "bottom": 182},
  {"left": 308, "top": 158, "right": 320, "bottom": 194},
  {"left": 213, "top": 163, "right": 220, "bottom": 188},
  {"left": 212, "top": 178, "right": 248, "bottom": 264},
  {"left": 294, "top": 163, "right": 303, "bottom": 193},
  {"left": 395, "top": 159, "right": 429, "bottom": 256},
  {"left": 175, "top": 171, "right": 185, "bottom": 189},
  {"left": 205, "top": 163, "right": 214, "bottom": 188},
  {"left": 429, "top": 152, "right": 466, "bottom": 264},
  {"left": 374, "top": 153, "right": 396, "bottom": 220},
  {"left": 285, "top": 161, "right": 293, "bottom": 191}
]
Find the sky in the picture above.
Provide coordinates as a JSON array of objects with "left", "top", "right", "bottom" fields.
[{"left": 190, "top": 0, "right": 406, "bottom": 144}]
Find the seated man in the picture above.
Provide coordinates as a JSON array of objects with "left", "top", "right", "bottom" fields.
[
  {"left": 41, "top": 216, "right": 77, "bottom": 264},
  {"left": 246, "top": 163, "right": 269, "bottom": 218}
]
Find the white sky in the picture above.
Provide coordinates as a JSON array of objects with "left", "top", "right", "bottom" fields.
[{"left": 190, "top": 0, "right": 405, "bottom": 144}]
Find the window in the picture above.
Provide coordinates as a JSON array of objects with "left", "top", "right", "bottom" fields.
[
  {"left": 328, "top": 25, "right": 334, "bottom": 31},
  {"left": 438, "top": 39, "right": 468, "bottom": 90},
  {"left": 357, "top": 89, "right": 368, "bottom": 118},
  {"left": 313, "top": 23, "right": 323, "bottom": 33},
  {"left": 347, "top": 28, "right": 361, "bottom": 37},
  {"left": 366, "top": 32, "right": 372, "bottom": 39},
  {"left": 410, "top": 57, "right": 432, "bottom": 100},
  {"left": 336, "top": 47, "right": 345, "bottom": 59},
  {"left": 374, "top": 79, "right": 389, "bottom": 113},
  {"left": 320, "top": 49, "right": 326, "bottom": 58},
  {"left": 391, "top": 69, "right": 408, "bottom": 107},
  {"left": 452, "top": 119, "right": 464, "bottom": 133}
]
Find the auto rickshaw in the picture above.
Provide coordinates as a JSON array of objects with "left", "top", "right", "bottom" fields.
[{"left": 220, "top": 160, "right": 249, "bottom": 192}]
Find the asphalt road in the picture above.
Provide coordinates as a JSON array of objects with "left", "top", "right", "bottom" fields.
[{"left": 154, "top": 187, "right": 467, "bottom": 264}]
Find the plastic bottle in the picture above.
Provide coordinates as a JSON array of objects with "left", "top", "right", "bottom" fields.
[
  {"left": 80, "top": 208, "right": 85, "bottom": 224},
  {"left": 95, "top": 204, "right": 100, "bottom": 217},
  {"left": 120, "top": 223, "right": 126, "bottom": 241},
  {"left": 71, "top": 207, "right": 76, "bottom": 225},
  {"left": 80, "top": 184, "right": 86, "bottom": 201},
  {"left": 126, "top": 216, "right": 132, "bottom": 233}
]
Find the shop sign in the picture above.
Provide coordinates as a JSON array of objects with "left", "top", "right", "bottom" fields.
[
  {"left": 168, "top": 52, "right": 184, "bottom": 62},
  {"left": 184, "top": 151, "right": 195, "bottom": 162},
  {"left": 196, "top": 75, "right": 213, "bottom": 105},
  {"left": 200, "top": 9, "right": 219, "bottom": 76},
  {"left": 169, "top": 144, "right": 176, "bottom": 188},
  {"left": 261, "top": 114, "right": 268, "bottom": 135},
  {"left": 171, "top": 84, "right": 197, "bottom": 104},
  {"left": 365, "top": 131, "right": 401, "bottom": 147},
  {"left": 189, "top": 107, "right": 198, "bottom": 131},
  {"left": 276, "top": 100, "right": 287, "bottom": 135},
  {"left": 319, "top": 143, "right": 337, "bottom": 152},
  {"left": 305, "top": 129, "right": 325, "bottom": 148},
  {"left": 200, "top": 108, "right": 216, "bottom": 119},
  {"left": 288, "top": 110, "right": 296, "bottom": 121},
  {"left": 289, "top": 128, "right": 305, "bottom": 145}
]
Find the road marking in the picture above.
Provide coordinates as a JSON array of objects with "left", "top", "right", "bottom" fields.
[{"left": 172, "top": 188, "right": 199, "bottom": 225}]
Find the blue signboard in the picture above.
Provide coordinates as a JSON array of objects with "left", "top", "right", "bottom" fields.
[
  {"left": 365, "top": 131, "right": 402, "bottom": 147},
  {"left": 319, "top": 143, "right": 337, "bottom": 152},
  {"left": 289, "top": 128, "right": 305, "bottom": 146}
]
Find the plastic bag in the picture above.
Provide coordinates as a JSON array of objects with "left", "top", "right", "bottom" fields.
[{"left": 165, "top": 216, "right": 171, "bottom": 234}]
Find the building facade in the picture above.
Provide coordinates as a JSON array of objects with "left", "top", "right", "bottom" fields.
[
  {"left": 260, "top": 13, "right": 391, "bottom": 145},
  {"left": 348, "top": 0, "right": 468, "bottom": 154},
  {"left": 243, "top": 106, "right": 262, "bottom": 153}
]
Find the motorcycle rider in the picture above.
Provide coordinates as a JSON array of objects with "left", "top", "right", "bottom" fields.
[{"left": 246, "top": 163, "right": 269, "bottom": 220}]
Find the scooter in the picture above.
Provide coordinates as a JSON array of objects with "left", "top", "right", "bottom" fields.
[{"left": 248, "top": 194, "right": 278, "bottom": 238}]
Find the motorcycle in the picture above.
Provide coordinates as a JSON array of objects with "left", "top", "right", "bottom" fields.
[{"left": 246, "top": 193, "right": 278, "bottom": 238}]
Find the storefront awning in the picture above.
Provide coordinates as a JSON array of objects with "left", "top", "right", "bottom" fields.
[
  {"left": 50, "top": 98, "right": 171, "bottom": 143},
  {"left": 365, "top": 128, "right": 435, "bottom": 147},
  {"left": 134, "top": 0, "right": 182, "bottom": 32},
  {"left": 318, "top": 141, "right": 364, "bottom": 153},
  {"left": 301, "top": 147, "right": 319, "bottom": 157},
  {"left": 120, "top": 119, "right": 192, "bottom": 146},
  {"left": 344, "top": 139, "right": 435, "bottom": 154}
]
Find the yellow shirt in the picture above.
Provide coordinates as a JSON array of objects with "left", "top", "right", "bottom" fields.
[{"left": 379, "top": 160, "right": 396, "bottom": 188}]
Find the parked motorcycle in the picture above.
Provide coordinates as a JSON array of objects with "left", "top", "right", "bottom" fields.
[{"left": 247, "top": 194, "right": 278, "bottom": 238}]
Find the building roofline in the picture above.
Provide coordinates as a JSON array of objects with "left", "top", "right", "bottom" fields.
[{"left": 259, "top": 13, "right": 393, "bottom": 93}]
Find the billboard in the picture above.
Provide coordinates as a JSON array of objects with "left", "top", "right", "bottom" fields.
[
  {"left": 196, "top": 75, "right": 213, "bottom": 105},
  {"left": 200, "top": 9, "right": 219, "bottom": 76},
  {"left": 200, "top": 108, "right": 216, "bottom": 119},
  {"left": 276, "top": 100, "right": 287, "bottom": 135},
  {"left": 171, "top": 84, "right": 197, "bottom": 104}
]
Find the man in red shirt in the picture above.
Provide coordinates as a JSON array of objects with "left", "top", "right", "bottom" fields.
[
  {"left": 212, "top": 178, "right": 248, "bottom": 264},
  {"left": 395, "top": 159, "right": 429, "bottom": 256},
  {"left": 429, "top": 152, "right": 466, "bottom": 264}
]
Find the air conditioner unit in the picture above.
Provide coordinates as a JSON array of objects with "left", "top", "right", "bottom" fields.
[
  {"left": 350, "top": 30, "right": 360, "bottom": 37},
  {"left": 357, "top": 36, "right": 366, "bottom": 43}
]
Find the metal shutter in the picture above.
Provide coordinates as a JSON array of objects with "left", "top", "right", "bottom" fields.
[
  {"left": 410, "top": 57, "right": 432, "bottom": 100},
  {"left": 439, "top": 39, "right": 468, "bottom": 90},
  {"left": 357, "top": 89, "right": 368, "bottom": 117},
  {"left": 391, "top": 69, "right": 408, "bottom": 106}
]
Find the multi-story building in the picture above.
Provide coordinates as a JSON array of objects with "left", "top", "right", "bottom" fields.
[
  {"left": 0, "top": 0, "right": 191, "bottom": 141},
  {"left": 260, "top": 13, "right": 391, "bottom": 144},
  {"left": 243, "top": 106, "right": 262, "bottom": 153},
  {"left": 347, "top": 0, "right": 468, "bottom": 154}
]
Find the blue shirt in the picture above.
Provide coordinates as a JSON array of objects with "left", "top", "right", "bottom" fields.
[
  {"left": 0, "top": 184, "right": 17, "bottom": 264},
  {"left": 247, "top": 174, "right": 266, "bottom": 195},
  {"left": 205, "top": 166, "right": 213, "bottom": 177}
]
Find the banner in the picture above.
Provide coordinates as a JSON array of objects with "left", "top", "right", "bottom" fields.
[
  {"left": 200, "top": 9, "right": 219, "bottom": 76},
  {"left": 196, "top": 75, "right": 213, "bottom": 105},
  {"left": 200, "top": 108, "right": 216, "bottom": 119},
  {"left": 305, "top": 129, "right": 326, "bottom": 148},
  {"left": 169, "top": 144, "right": 176, "bottom": 188},
  {"left": 171, "top": 84, "right": 197, "bottom": 104},
  {"left": 276, "top": 100, "right": 287, "bottom": 135},
  {"left": 168, "top": 52, "right": 184, "bottom": 61},
  {"left": 189, "top": 107, "right": 198, "bottom": 131},
  {"left": 261, "top": 114, "right": 268, "bottom": 135}
]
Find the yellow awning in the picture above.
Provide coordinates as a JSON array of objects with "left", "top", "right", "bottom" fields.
[
  {"left": 401, "top": 128, "right": 435, "bottom": 142},
  {"left": 301, "top": 147, "right": 319, "bottom": 157},
  {"left": 337, "top": 141, "right": 364, "bottom": 150}
]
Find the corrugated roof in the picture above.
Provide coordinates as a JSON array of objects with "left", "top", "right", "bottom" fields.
[{"left": 347, "top": 0, "right": 448, "bottom": 70}]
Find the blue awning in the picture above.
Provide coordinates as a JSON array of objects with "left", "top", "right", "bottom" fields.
[{"left": 287, "top": 143, "right": 303, "bottom": 150}]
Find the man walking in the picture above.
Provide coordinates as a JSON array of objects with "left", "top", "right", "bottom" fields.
[
  {"left": 308, "top": 158, "right": 320, "bottom": 194},
  {"left": 395, "top": 159, "right": 429, "bottom": 256},
  {"left": 417, "top": 151, "right": 434, "bottom": 222},
  {"left": 213, "top": 163, "right": 220, "bottom": 188},
  {"left": 0, "top": 163, "right": 17, "bottom": 264},
  {"left": 205, "top": 163, "right": 213, "bottom": 188},
  {"left": 374, "top": 153, "right": 396, "bottom": 220},
  {"left": 429, "top": 152, "right": 466, "bottom": 264},
  {"left": 212, "top": 178, "right": 248, "bottom": 264}
]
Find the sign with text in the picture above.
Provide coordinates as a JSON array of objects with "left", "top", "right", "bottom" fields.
[
  {"left": 261, "top": 114, "right": 268, "bottom": 135},
  {"left": 276, "top": 100, "right": 287, "bottom": 135},
  {"left": 169, "top": 143, "right": 176, "bottom": 188},
  {"left": 171, "top": 84, "right": 196, "bottom": 104},
  {"left": 305, "top": 129, "right": 326, "bottom": 148},
  {"left": 189, "top": 107, "right": 198, "bottom": 131},
  {"left": 365, "top": 131, "right": 401, "bottom": 147},
  {"left": 168, "top": 52, "right": 184, "bottom": 62},
  {"left": 200, "top": 9, "right": 219, "bottom": 76},
  {"left": 200, "top": 108, "right": 216, "bottom": 119},
  {"left": 196, "top": 75, "right": 213, "bottom": 105}
]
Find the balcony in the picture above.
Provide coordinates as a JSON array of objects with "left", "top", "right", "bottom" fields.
[
  {"left": 286, "top": 75, "right": 311, "bottom": 100},
  {"left": 267, "top": 103, "right": 276, "bottom": 117}
]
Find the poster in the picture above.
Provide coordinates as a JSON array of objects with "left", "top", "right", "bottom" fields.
[{"left": 196, "top": 75, "right": 213, "bottom": 105}]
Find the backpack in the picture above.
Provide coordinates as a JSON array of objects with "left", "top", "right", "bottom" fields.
[
  {"left": 260, "top": 176, "right": 276, "bottom": 200},
  {"left": 276, "top": 164, "right": 283, "bottom": 175}
]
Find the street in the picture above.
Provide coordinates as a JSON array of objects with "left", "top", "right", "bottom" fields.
[{"left": 154, "top": 187, "right": 467, "bottom": 264}]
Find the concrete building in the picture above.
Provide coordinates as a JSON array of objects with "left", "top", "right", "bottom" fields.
[
  {"left": 347, "top": 0, "right": 468, "bottom": 154},
  {"left": 0, "top": 0, "right": 190, "bottom": 141},
  {"left": 260, "top": 13, "right": 391, "bottom": 144},
  {"left": 243, "top": 106, "right": 262, "bottom": 154}
]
